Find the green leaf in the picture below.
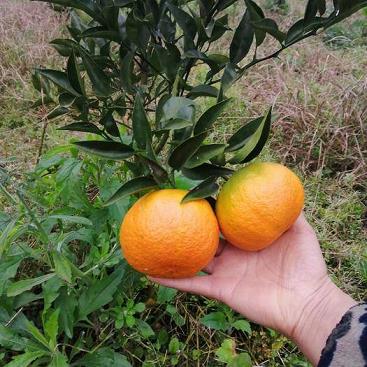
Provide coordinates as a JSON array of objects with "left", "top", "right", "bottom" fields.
[
  {"left": 132, "top": 95, "right": 152, "bottom": 148},
  {"left": 76, "top": 347, "right": 132, "bottom": 367},
  {"left": 36, "top": 69, "right": 81, "bottom": 97},
  {"left": 0, "top": 325, "right": 29, "bottom": 351},
  {"left": 229, "top": 107, "right": 272, "bottom": 164},
  {"left": 50, "top": 38, "right": 78, "bottom": 57},
  {"left": 168, "top": 132, "right": 206, "bottom": 170},
  {"left": 52, "top": 252, "right": 72, "bottom": 283},
  {"left": 185, "top": 144, "right": 226, "bottom": 168},
  {"left": 32, "top": 0, "right": 103, "bottom": 24},
  {"left": 43, "top": 277, "right": 63, "bottom": 314},
  {"left": 4, "top": 351, "right": 46, "bottom": 367},
  {"left": 182, "top": 163, "right": 234, "bottom": 180},
  {"left": 67, "top": 50, "right": 84, "bottom": 95},
  {"left": 78, "top": 264, "right": 125, "bottom": 320},
  {"left": 216, "top": 339, "right": 235, "bottom": 363},
  {"left": 232, "top": 319, "right": 252, "bottom": 335},
  {"left": 101, "top": 111, "right": 120, "bottom": 138},
  {"left": 200, "top": 311, "right": 229, "bottom": 331},
  {"left": 252, "top": 18, "right": 286, "bottom": 43},
  {"left": 167, "top": 3, "right": 196, "bottom": 49},
  {"left": 49, "top": 352, "right": 69, "bottom": 367},
  {"left": 55, "top": 288, "right": 77, "bottom": 339},
  {"left": 181, "top": 177, "right": 219, "bottom": 203},
  {"left": 26, "top": 321, "right": 50, "bottom": 350},
  {"left": 47, "top": 215, "right": 93, "bottom": 226},
  {"left": 157, "top": 286, "right": 177, "bottom": 303},
  {"left": 0, "top": 219, "right": 17, "bottom": 258},
  {"left": 79, "top": 49, "right": 111, "bottom": 97},
  {"left": 7, "top": 273, "right": 56, "bottom": 297},
  {"left": 187, "top": 85, "right": 219, "bottom": 99},
  {"left": 218, "top": 64, "right": 238, "bottom": 99},
  {"left": 166, "top": 304, "right": 185, "bottom": 326},
  {"left": 74, "top": 141, "right": 134, "bottom": 160},
  {"left": 44, "top": 308, "right": 60, "bottom": 348},
  {"left": 136, "top": 319, "right": 155, "bottom": 338},
  {"left": 168, "top": 337, "right": 181, "bottom": 354},
  {"left": 104, "top": 177, "right": 157, "bottom": 206},
  {"left": 162, "top": 97, "right": 195, "bottom": 125},
  {"left": 47, "top": 106, "right": 69, "bottom": 120},
  {"left": 0, "top": 256, "right": 22, "bottom": 285},
  {"left": 226, "top": 116, "right": 264, "bottom": 152},
  {"left": 285, "top": 20, "right": 305, "bottom": 46},
  {"left": 230, "top": 10, "right": 254, "bottom": 64},
  {"left": 194, "top": 99, "right": 230, "bottom": 135},
  {"left": 58, "top": 122, "right": 102, "bottom": 135},
  {"left": 229, "top": 353, "right": 252, "bottom": 367}
]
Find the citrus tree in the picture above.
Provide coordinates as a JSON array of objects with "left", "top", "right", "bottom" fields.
[{"left": 32, "top": 0, "right": 367, "bottom": 204}]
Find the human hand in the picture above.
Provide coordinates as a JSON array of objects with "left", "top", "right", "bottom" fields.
[{"left": 150, "top": 213, "right": 356, "bottom": 365}]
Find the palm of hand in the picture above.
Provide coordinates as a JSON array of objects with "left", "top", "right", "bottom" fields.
[{"left": 152, "top": 214, "right": 329, "bottom": 336}]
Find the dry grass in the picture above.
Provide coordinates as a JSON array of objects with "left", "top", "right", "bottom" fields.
[{"left": 0, "top": 0, "right": 66, "bottom": 171}]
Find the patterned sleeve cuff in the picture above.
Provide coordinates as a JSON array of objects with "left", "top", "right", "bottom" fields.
[{"left": 318, "top": 303, "right": 367, "bottom": 367}]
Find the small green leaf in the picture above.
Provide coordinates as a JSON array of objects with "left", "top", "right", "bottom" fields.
[
  {"left": 229, "top": 353, "right": 252, "bottom": 367},
  {"left": 67, "top": 50, "right": 84, "bottom": 95},
  {"left": 229, "top": 107, "right": 272, "bottom": 164},
  {"left": 230, "top": 10, "right": 254, "bottom": 64},
  {"left": 132, "top": 95, "right": 152, "bottom": 148},
  {"left": 79, "top": 48, "right": 111, "bottom": 97},
  {"left": 182, "top": 177, "right": 219, "bottom": 203},
  {"left": 226, "top": 116, "right": 264, "bottom": 152},
  {"left": 168, "top": 132, "right": 206, "bottom": 170},
  {"left": 44, "top": 308, "right": 60, "bottom": 348},
  {"left": 104, "top": 177, "right": 157, "bottom": 206},
  {"left": 157, "top": 286, "right": 177, "bottom": 304},
  {"left": 136, "top": 319, "right": 155, "bottom": 338},
  {"left": 162, "top": 97, "right": 195, "bottom": 124},
  {"left": 76, "top": 347, "right": 132, "bottom": 367},
  {"left": 78, "top": 264, "right": 125, "bottom": 320},
  {"left": 168, "top": 337, "right": 180, "bottom": 354},
  {"left": 215, "top": 339, "right": 236, "bottom": 364},
  {"left": 58, "top": 122, "right": 103, "bottom": 135},
  {"left": 47, "top": 106, "right": 69, "bottom": 120},
  {"left": 0, "top": 325, "right": 29, "bottom": 351},
  {"left": 52, "top": 252, "right": 72, "bottom": 283},
  {"left": 232, "top": 319, "right": 252, "bottom": 334},
  {"left": 4, "top": 351, "right": 46, "bottom": 367},
  {"left": 200, "top": 311, "right": 229, "bottom": 331},
  {"left": 252, "top": 18, "right": 286, "bottom": 43},
  {"left": 194, "top": 99, "right": 230, "bottom": 135},
  {"left": 182, "top": 163, "right": 233, "bottom": 180},
  {"left": 185, "top": 144, "right": 226, "bottom": 168},
  {"left": 7, "top": 273, "right": 56, "bottom": 297},
  {"left": 101, "top": 111, "right": 120, "bottom": 137},
  {"left": 55, "top": 288, "right": 77, "bottom": 339},
  {"left": 26, "top": 321, "right": 49, "bottom": 350},
  {"left": 74, "top": 141, "right": 134, "bottom": 160},
  {"left": 187, "top": 85, "right": 219, "bottom": 99},
  {"left": 36, "top": 69, "right": 81, "bottom": 97},
  {"left": 49, "top": 352, "right": 69, "bottom": 367}
]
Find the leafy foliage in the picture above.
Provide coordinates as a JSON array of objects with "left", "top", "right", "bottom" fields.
[{"left": 31, "top": 0, "right": 366, "bottom": 203}]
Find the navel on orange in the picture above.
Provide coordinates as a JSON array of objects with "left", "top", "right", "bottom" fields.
[
  {"left": 216, "top": 162, "right": 304, "bottom": 251},
  {"left": 120, "top": 189, "right": 219, "bottom": 278}
]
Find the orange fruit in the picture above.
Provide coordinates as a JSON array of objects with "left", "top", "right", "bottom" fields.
[
  {"left": 216, "top": 162, "right": 304, "bottom": 251},
  {"left": 119, "top": 189, "right": 219, "bottom": 278}
]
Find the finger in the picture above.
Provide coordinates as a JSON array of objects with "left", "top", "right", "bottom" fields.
[
  {"left": 203, "top": 258, "right": 217, "bottom": 274},
  {"left": 215, "top": 238, "right": 226, "bottom": 256},
  {"left": 148, "top": 275, "right": 216, "bottom": 298}
]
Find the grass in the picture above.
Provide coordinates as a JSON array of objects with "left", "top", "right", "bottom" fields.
[{"left": 0, "top": 1, "right": 366, "bottom": 366}]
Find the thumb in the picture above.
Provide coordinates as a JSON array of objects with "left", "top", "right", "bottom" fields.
[{"left": 148, "top": 275, "right": 216, "bottom": 299}]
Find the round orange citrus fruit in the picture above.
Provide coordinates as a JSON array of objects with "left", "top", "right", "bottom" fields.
[
  {"left": 119, "top": 189, "right": 219, "bottom": 278},
  {"left": 216, "top": 162, "right": 304, "bottom": 251}
]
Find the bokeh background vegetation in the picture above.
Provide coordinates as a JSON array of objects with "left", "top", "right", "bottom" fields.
[{"left": 0, "top": 0, "right": 366, "bottom": 366}]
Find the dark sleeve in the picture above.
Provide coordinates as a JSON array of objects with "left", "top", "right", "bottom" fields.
[{"left": 318, "top": 303, "right": 367, "bottom": 367}]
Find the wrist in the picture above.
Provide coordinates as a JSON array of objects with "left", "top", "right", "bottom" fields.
[{"left": 291, "top": 278, "right": 357, "bottom": 366}]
